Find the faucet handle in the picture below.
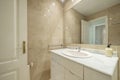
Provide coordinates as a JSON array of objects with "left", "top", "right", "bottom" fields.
[{"left": 78, "top": 47, "right": 81, "bottom": 52}]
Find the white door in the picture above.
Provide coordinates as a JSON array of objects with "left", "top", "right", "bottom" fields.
[{"left": 0, "top": 0, "right": 29, "bottom": 80}]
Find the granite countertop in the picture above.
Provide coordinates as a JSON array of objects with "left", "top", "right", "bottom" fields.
[{"left": 50, "top": 48, "right": 118, "bottom": 76}]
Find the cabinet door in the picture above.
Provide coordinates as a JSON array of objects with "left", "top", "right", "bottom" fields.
[
  {"left": 51, "top": 60, "right": 64, "bottom": 80},
  {"left": 52, "top": 53, "right": 84, "bottom": 79},
  {"left": 84, "top": 67, "right": 111, "bottom": 80},
  {"left": 64, "top": 69, "right": 83, "bottom": 80}
]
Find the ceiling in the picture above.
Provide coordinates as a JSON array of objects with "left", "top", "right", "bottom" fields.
[{"left": 73, "top": 0, "right": 120, "bottom": 16}]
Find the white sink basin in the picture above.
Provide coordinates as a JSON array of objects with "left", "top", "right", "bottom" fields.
[{"left": 63, "top": 50, "right": 92, "bottom": 58}]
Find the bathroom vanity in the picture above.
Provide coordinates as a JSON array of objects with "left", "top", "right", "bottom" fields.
[{"left": 50, "top": 49, "right": 118, "bottom": 80}]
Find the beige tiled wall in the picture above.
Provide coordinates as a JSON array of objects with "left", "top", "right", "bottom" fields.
[
  {"left": 108, "top": 4, "right": 120, "bottom": 45},
  {"left": 28, "top": 0, "right": 63, "bottom": 80}
]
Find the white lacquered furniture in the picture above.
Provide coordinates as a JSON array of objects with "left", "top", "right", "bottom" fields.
[{"left": 50, "top": 49, "right": 118, "bottom": 80}]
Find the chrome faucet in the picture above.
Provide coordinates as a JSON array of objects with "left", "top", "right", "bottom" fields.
[{"left": 78, "top": 47, "right": 81, "bottom": 52}]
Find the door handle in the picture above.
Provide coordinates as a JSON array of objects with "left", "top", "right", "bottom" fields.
[{"left": 22, "top": 41, "right": 26, "bottom": 54}]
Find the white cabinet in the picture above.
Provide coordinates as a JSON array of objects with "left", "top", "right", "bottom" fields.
[
  {"left": 51, "top": 53, "right": 83, "bottom": 80},
  {"left": 51, "top": 53, "right": 118, "bottom": 80},
  {"left": 64, "top": 69, "right": 83, "bottom": 80},
  {"left": 84, "top": 67, "right": 111, "bottom": 80},
  {"left": 63, "top": 56, "right": 83, "bottom": 79},
  {"left": 51, "top": 59, "right": 64, "bottom": 80},
  {"left": 84, "top": 66, "right": 118, "bottom": 80}
]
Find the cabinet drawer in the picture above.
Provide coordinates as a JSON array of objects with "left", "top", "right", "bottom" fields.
[
  {"left": 63, "top": 57, "right": 83, "bottom": 79},
  {"left": 51, "top": 53, "right": 83, "bottom": 79},
  {"left": 51, "top": 59, "right": 64, "bottom": 80},
  {"left": 84, "top": 67, "right": 111, "bottom": 80},
  {"left": 65, "top": 69, "right": 83, "bottom": 80}
]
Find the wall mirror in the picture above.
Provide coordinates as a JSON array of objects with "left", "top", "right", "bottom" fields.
[
  {"left": 81, "top": 16, "right": 108, "bottom": 45},
  {"left": 64, "top": 0, "right": 120, "bottom": 45}
]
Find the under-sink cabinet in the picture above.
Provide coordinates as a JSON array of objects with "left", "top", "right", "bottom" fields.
[
  {"left": 84, "top": 67, "right": 111, "bottom": 80},
  {"left": 51, "top": 53, "right": 83, "bottom": 80},
  {"left": 51, "top": 52, "right": 118, "bottom": 80}
]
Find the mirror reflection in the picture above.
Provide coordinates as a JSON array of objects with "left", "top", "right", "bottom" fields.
[
  {"left": 81, "top": 16, "right": 108, "bottom": 45},
  {"left": 64, "top": 0, "right": 120, "bottom": 45}
]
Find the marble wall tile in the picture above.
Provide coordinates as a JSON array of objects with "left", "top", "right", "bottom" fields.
[
  {"left": 108, "top": 4, "right": 120, "bottom": 45},
  {"left": 28, "top": 0, "right": 63, "bottom": 80}
]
